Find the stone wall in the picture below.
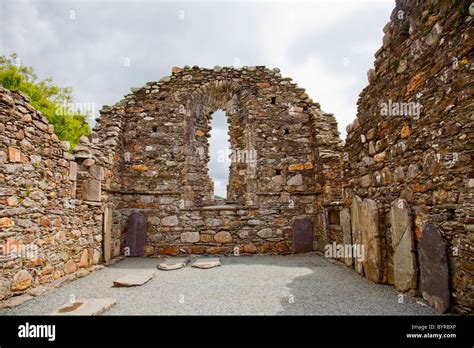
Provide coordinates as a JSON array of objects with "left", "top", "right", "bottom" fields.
[
  {"left": 341, "top": 0, "right": 473, "bottom": 314},
  {"left": 89, "top": 66, "right": 342, "bottom": 256},
  {"left": 0, "top": 87, "right": 104, "bottom": 301}
]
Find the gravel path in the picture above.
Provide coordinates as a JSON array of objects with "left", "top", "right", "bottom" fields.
[{"left": 0, "top": 253, "right": 438, "bottom": 315}]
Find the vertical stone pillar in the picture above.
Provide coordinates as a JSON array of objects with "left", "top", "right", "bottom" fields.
[
  {"left": 103, "top": 206, "right": 113, "bottom": 263},
  {"left": 351, "top": 196, "right": 364, "bottom": 275},
  {"left": 360, "top": 199, "right": 383, "bottom": 283},
  {"left": 390, "top": 198, "right": 417, "bottom": 292},
  {"left": 340, "top": 207, "right": 353, "bottom": 267}
]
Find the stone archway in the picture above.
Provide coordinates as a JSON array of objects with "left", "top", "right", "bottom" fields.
[{"left": 91, "top": 66, "right": 342, "bottom": 256}]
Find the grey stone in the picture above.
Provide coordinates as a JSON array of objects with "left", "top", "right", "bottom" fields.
[
  {"left": 390, "top": 198, "right": 417, "bottom": 292},
  {"left": 89, "top": 165, "right": 104, "bottom": 180},
  {"left": 340, "top": 208, "right": 353, "bottom": 267},
  {"left": 360, "top": 198, "right": 382, "bottom": 283},
  {"left": 257, "top": 228, "right": 273, "bottom": 239},
  {"left": 191, "top": 257, "right": 221, "bottom": 269},
  {"left": 162, "top": 215, "right": 179, "bottom": 226},
  {"left": 287, "top": 174, "right": 303, "bottom": 186},
  {"left": 0, "top": 278, "right": 11, "bottom": 300},
  {"left": 112, "top": 270, "right": 155, "bottom": 287},
  {"left": 82, "top": 179, "right": 101, "bottom": 202},
  {"left": 180, "top": 232, "right": 199, "bottom": 243},
  {"left": 158, "top": 258, "right": 189, "bottom": 271},
  {"left": 351, "top": 196, "right": 364, "bottom": 275}
]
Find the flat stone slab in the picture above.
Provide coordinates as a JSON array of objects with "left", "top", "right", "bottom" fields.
[
  {"left": 51, "top": 298, "right": 116, "bottom": 316},
  {"left": 157, "top": 258, "right": 189, "bottom": 271},
  {"left": 191, "top": 257, "right": 221, "bottom": 269},
  {"left": 112, "top": 270, "right": 155, "bottom": 287}
]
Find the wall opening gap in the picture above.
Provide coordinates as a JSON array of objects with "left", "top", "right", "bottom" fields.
[{"left": 208, "top": 110, "right": 230, "bottom": 202}]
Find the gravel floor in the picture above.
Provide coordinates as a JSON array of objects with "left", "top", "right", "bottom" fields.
[{"left": 0, "top": 253, "right": 438, "bottom": 315}]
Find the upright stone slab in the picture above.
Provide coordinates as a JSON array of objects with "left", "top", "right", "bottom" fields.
[
  {"left": 340, "top": 208, "right": 353, "bottom": 267},
  {"left": 418, "top": 223, "right": 450, "bottom": 313},
  {"left": 390, "top": 198, "right": 417, "bottom": 292},
  {"left": 360, "top": 198, "right": 383, "bottom": 283},
  {"left": 125, "top": 212, "right": 147, "bottom": 257},
  {"left": 351, "top": 196, "right": 364, "bottom": 275},
  {"left": 292, "top": 218, "right": 313, "bottom": 253},
  {"left": 103, "top": 207, "right": 112, "bottom": 263}
]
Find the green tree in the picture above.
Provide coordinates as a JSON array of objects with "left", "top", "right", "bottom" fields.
[{"left": 0, "top": 53, "right": 90, "bottom": 148}]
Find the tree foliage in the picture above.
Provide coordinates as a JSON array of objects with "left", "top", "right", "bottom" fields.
[{"left": 0, "top": 53, "right": 90, "bottom": 148}]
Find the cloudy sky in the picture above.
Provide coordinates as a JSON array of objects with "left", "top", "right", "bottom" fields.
[{"left": 1, "top": 0, "right": 394, "bottom": 197}]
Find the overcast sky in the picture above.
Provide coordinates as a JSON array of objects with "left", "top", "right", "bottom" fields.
[{"left": 1, "top": 0, "right": 394, "bottom": 197}]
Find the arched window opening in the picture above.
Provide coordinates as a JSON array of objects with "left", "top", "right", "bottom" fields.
[{"left": 208, "top": 110, "right": 231, "bottom": 201}]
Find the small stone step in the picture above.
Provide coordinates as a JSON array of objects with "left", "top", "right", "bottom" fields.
[
  {"left": 157, "top": 258, "right": 189, "bottom": 271},
  {"left": 51, "top": 298, "right": 116, "bottom": 315},
  {"left": 112, "top": 270, "right": 155, "bottom": 287},
  {"left": 191, "top": 257, "right": 221, "bottom": 269}
]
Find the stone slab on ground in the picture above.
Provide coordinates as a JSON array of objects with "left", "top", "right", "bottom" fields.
[
  {"left": 0, "top": 294, "right": 33, "bottom": 309},
  {"left": 112, "top": 270, "right": 155, "bottom": 287},
  {"left": 191, "top": 257, "right": 221, "bottom": 269},
  {"left": 158, "top": 258, "right": 189, "bottom": 271},
  {"left": 51, "top": 298, "right": 117, "bottom": 315},
  {"left": 0, "top": 256, "right": 439, "bottom": 316}
]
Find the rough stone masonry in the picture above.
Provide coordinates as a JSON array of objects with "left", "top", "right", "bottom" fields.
[{"left": 0, "top": 0, "right": 472, "bottom": 315}]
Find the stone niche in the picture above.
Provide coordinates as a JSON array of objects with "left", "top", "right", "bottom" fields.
[{"left": 93, "top": 66, "right": 342, "bottom": 256}]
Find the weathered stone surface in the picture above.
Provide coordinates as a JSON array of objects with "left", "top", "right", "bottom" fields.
[
  {"left": 64, "top": 260, "right": 77, "bottom": 274},
  {"left": 0, "top": 294, "right": 33, "bottom": 309},
  {"left": 51, "top": 298, "right": 117, "bottom": 315},
  {"left": 257, "top": 228, "right": 273, "bottom": 239},
  {"left": 10, "top": 270, "right": 32, "bottom": 292},
  {"left": 214, "top": 231, "right": 232, "bottom": 243},
  {"left": 360, "top": 199, "right": 382, "bottom": 283},
  {"left": 351, "top": 196, "right": 364, "bottom": 275},
  {"left": 292, "top": 219, "right": 313, "bottom": 253},
  {"left": 0, "top": 87, "right": 105, "bottom": 300},
  {"left": 78, "top": 249, "right": 90, "bottom": 268},
  {"left": 342, "top": 0, "right": 472, "bottom": 313},
  {"left": 103, "top": 207, "right": 112, "bottom": 263},
  {"left": 0, "top": 278, "right": 12, "bottom": 300},
  {"left": 287, "top": 174, "right": 303, "bottom": 186},
  {"left": 191, "top": 258, "right": 221, "bottom": 269},
  {"left": 158, "top": 258, "right": 189, "bottom": 271},
  {"left": 340, "top": 208, "right": 352, "bottom": 267},
  {"left": 112, "top": 270, "right": 155, "bottom": 287},
  {"left": 0, "top": 217, "right": 14, "bottom": 228},
  {"left": 125, "top": 212, "right": 147, "bottom": 257},
  {"left": 418, "top": 223, "right": 450, "bottom": 313},
  {"left": 390, "top": 199, "right": 417, "bottom": 292},
  {"left": 162, "top": 215, "right": 179, "bottom": 226},
  {"left": 180, "top": 232, "right": 199, "bottom": 243},
  {"left": 82, "top": 179, "right": 101, "bottom": 202}
]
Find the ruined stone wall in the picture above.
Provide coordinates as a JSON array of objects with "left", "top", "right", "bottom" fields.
[
  {"left": 342, "top": 0, "right": 473, "bottom": 314},
  {"left": 0, "top": 88, "right": 104, "bottom": 301},
  {"left": 94, "top": 66, "right": 342, "bottom": 256}
]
